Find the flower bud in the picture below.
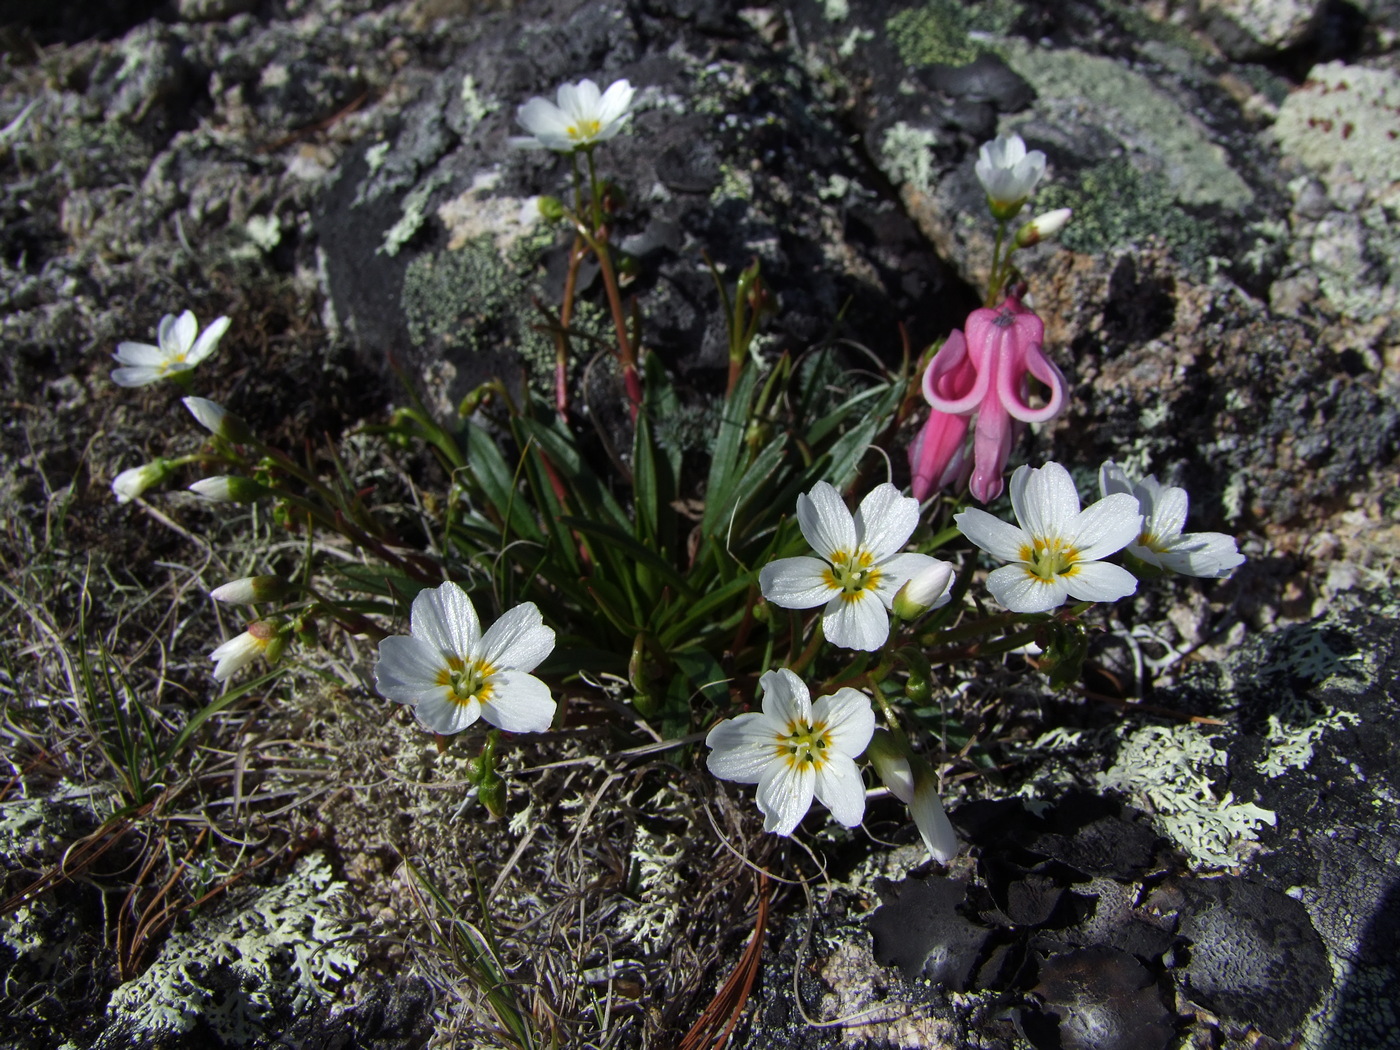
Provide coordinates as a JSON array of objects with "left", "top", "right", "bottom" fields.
[
  {"left": 536, "top": 195, "right": 566, "bottom": 222},
  {"left": 1014, "top": 207, "right": 1072, "bottom": 248},
  {"left": 866, "top": 730, "right": 958, "bottom": 863},
  {"left": 210, "top": 575, "right": 294, "bottom": 604},
  {"left": 892, "top": 560, "right": 956, "bottom": 620},
  {"left": 189, "top": 475, "right": 270, "bottom": 503},
  {"left": 112, "top": 459, "right": 176, "bottom": 503},
  {"left": 182, "top": 397, "right": 255, "bottom": 444},
  {"left": 866, "top": 729, "right": 916, "bottom": 803}
]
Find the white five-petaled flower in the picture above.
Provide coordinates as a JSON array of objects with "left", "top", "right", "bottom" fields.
[
  {"left": 705, "top": 668, "right": 875, "bottom": 837},
  {"left": 955, "top": 462, "right": 1142, "bottom": 613},
  {"left": 975, "top": 132, "right": 1046, "bottom": 215},
  {"left": 759, "top": 482, "right": 942, "bottom": 651},
  {"left": 511, "top": 78, "right": 635, "bottom": 152},
  {"left": 1099, "top": 461, "right": 1245, "bottom": 578},
  {"left": 374, "top": 581, "right": 556, "bottom": 736},
  {"left": 111, "top": 311, "right": 230, "bottom": 387}
]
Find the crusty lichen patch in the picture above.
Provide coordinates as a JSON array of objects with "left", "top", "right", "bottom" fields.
[{"left": 1273, "top": 62, "right": 1400, "bottom": 191}]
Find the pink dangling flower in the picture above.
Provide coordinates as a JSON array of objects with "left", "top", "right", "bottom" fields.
[{"left": 909, "top": 296, "right": 1066, "bottom": 504}]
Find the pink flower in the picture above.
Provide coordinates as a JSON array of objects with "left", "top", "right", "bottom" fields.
[{"left": 909, "top": 296, "right": 1066, "bottom": 504}]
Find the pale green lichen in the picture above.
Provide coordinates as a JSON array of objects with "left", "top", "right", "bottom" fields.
[
  {"left": 999, "top": 41, "right": 1253, "bottom": 211},
  {"left": 1098, "top": 723, "right": 1275, "bottom": 869},
  {"left": 379, "top": 172, "right": 451, "bottom": 257},
  {"left": 459, "top": 74, "right": 498, "bottom": 132},
  {"left": 615, "top": 824, "right": 686, "bottom": 953},
  {"left": 823, "top": 0, "right": 850, "bottom": 21},
  {"left": 1258, "top": 625, "right": 1367, "bottom": 687},
  {"left": 880, "top": 122, "right": 939, "bottom": 194},
  {"left": 364, "top": 141, "right": 390, "bottom": 173},
  {"left": 1256, "top": 699, "right": 1361, "bottom": 779},
  {"left": 105, "top": 853, "right": 362, "bottom": 1043}
]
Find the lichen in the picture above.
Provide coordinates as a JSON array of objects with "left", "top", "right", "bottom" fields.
[
  {"left": 105, "top": 853, "right": 362, "bottom": 1043},
  {"left": 998, "top": 41, "right": 1253, "bottom": 211},
  {"left": 1097, "top": 724, "right": 1276, "bottom": 869},
  {"left": 379, "top": 172, "right": 450, "bottom": 257},
  {"left": 1273, "top": 62, "right": 1400, "bottom": 192},
  {"left": 880, "top": 121, "right": 939, "bottom": 194},
  {"left": 459, "top": 74, "right": 497, "bottom": 132},
  {"left": 615, "top": 824, "right": 686, "bottom": 953},
  {"left": 1256, "top": 699, "right": 1361, "bottom": 779}
]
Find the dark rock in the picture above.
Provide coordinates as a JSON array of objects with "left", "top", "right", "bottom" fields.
[
  {"left": 868, "top": 876, "right": 989, "bottom": 990},
  {"left": 1028, "top": 946, "right": 1175, "bottom": 1050}
]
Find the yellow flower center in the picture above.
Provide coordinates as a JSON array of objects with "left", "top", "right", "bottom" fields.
[
  {"left": 1020, "top": 537, "right": 1080, "bottom": 581},
  {"left": 435, "top": 655, "right": 498, "bottom": 706},
  {"left": 821, "top": 549, "right": 883, "bottom": 603},
  {"left": 567, "top": 119, "right": 602, "bottom": 141},
  {"left": 774, "top": 718, "right": 833, "bottom": 770}
]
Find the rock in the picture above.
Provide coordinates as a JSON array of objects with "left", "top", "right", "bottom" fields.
[{"left": 1197, "top": 0, "right": 1325, "bottom": 57}]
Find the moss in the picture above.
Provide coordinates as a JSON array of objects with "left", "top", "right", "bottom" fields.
[
  {"left": 1036, "top": 159, "right": 1218, "bottom": 272},
  {"left": 885, "top": 1, "right": 982, "bottom": 69},
  {"left": 400, "top": 235, "right": 608, "bottom": 397}
]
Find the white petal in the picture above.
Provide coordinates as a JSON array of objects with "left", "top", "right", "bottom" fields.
[
  {"left": 1069, "top": 493, "right": 1142, "bottom": 561},
  {"left": 414, "top": 693, "right": 481, "bottom": 735},
  {"left": 595, "top": 79, "right": 634, "bottom": 124},
  {"left": 706, "top": 712, "right": 778, "bottom": 784},
  {"left": 1014, "top": 462, "right": 1081, "bottom": 539},
  {"left": 168, "top": 311, "right": 198, "bottom": 355},
  {"left": 911, "top": 780, "right": 958, "bottom": 863},
  {"left": 480, "top": 671, "right": 556, "bottom": 732},
  {"left": 813, "top": 755, "right": 866, "bottom": 828},
  {"left": 811, "top": 687, "right": 875, "bottom": 760},
  {"left": 872, "top": 552, "right": 941, "bottom": 609},
  {"left": 1143, "top": 481, "right": 1188, "bottom": 541},
  {"left": 571, "top": 79, "right": 602, "bottom": 117},
  {"left": 112, "top": 340, "right": 167, "bottom": 367},
  {"left": 374, "top": 635, "right": 448, "bottom": 699},
  {"left": 758, "top": 668, "right": 810, "bottom": 726},
  {"left": 955, "top": 508, "right": 1027, "bottom": 563},
  {"left": 796, "top": 482, "right": 857, "bottom": 559},
  {"left": 986, "top": 564, "right": 1067, "bottom": 613},
  {"left": 1098, "top": 460, "right": 1134, "bottom": 500},
  {"left": 853, "top": 483, "right": 920, "bottom": 561},
  {"left": 517, "top": 97, "right": 572, "bottom": 137},
  {"left": 110, "top": 366, "right": 163, "bottom": 388},
  {"left": 185, "top": 315, "right": 230, "bottom": 365},
  {"left": 1157, "top": 532, "right": 1244, "bottom": 578},
  {"left": 1062, "top": 560, "right": 1139, "bottom": 603},
  {"left": 156, "top": 313, "right": 180, "bottom": 349},
  {"left": 757, "top": 759, "right": 815, "bottom": 836},
  {"left": 479, "top": 602, "right": 554, "bottom": 673},
  {"left": 410, "top": 582, "right": 480, "bottom": 660},
  {"left": 822, "top": 591, "right": 889, "bottom": 651},
  {"left": 759, "top": 556, "right": 837, "bottom": 609}
]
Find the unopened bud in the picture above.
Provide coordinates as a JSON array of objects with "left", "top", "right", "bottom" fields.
[
  {"left": 866, "top": 729, "right": 957, "bottom": 863},
  {"left": 892, "top": 561, "right": 956, "bottom": 619},
  {"left": 536, "top": 195, "right": 566, "bottom": 222},
  {"left": 183, "top": 397, "right": 255, "bottom": 444},
  {"left": 112, "top": 459, "right": 176, "bottom": 504},
  {"left": 210, "top": 575, "right": 294, "bottom": 604},
  {"left": 1014, "top": 207, "right": 1072, "bottom": 248},
  {"left": 189, "top": 475, "right": 270, "bottom": 503}
]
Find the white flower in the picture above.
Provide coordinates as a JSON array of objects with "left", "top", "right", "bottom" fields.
[
  {"left": 189, "top": 476, "right": 268, "bottom": 502},
  {"left": 705, "top": 668, "right": 874, "bottom": 837},
  {"left": 1099, "top": 461, "right": 1245, "bottom": 578},
  {"left": 511, "top": 78, "right": 635, "bottom": 152},
  {"left": 111, "top": 311, "right": 230, "bottom": 387},
  {"left": 374, "top": 581, "right": 556, "bottom": 736},
  {"left": 975, "top": 132, "right": 1046, "bottom": 213},
  {"left": 759, "top": 482, "right": 942, "bottom": 651},
  {"left": 210, "top": 622, "right": 279, "bottom": 681},
  {"left": 112, "top": 460, "right": 172, "bottom": 503},
  {"left": 955, "top": 462, "right": 1142, "bottom": 613}
]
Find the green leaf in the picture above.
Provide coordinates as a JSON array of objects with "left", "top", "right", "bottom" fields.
[
  {"left": 701, "top": 364, "right": 760, "bottom": 536},
  {"left": 464, "top": 422, "right": 543, "bottom": 544}
]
